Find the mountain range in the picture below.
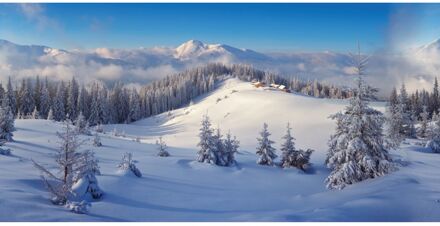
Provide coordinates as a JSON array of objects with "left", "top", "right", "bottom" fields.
[{"left": 1, "top": 38, "right": 440, "bottom": 95}]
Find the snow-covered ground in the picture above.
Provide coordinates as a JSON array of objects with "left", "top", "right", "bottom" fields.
[{"left": 1, "top": 78, "right": 440, "bottom": 221}]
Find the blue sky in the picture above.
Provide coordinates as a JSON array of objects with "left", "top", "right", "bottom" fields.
[{"left": 0, "top": 3, "right": 440, "bottom": 52}]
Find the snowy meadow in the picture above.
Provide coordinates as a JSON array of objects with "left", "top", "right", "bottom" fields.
[{"left": 0, "top": 72, "right": 439, "bottom": 221}]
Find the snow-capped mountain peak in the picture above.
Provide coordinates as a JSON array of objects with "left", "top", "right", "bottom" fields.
[{"left": 175, "top": 39, "right": 208, "bottom": 58}]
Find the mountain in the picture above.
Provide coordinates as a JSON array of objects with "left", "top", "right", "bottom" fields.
[
  {"left": 0, "top": 38, "right": 354, "bottom": 85},
  {"left": 2, "top": 38, "right": 440, "bottom": 95},
  {"left": 174, "top": 39, "right": 270, "bottom": 62}
]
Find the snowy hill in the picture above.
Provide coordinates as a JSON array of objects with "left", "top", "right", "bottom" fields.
[{"left": 1, "top": 78, "right": 440, "bottom": 221}]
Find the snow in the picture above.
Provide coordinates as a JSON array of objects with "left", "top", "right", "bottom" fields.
[{"left": 1, "top": 78, "right": 440, "bottom": 221}]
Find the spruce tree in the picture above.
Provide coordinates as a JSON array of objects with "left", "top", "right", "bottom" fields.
[
  {"left": 325, "top": 46, "right": 394, "bottom": 189},
  {"left": 280, "top": 123, "right": 297, "bottom": 168},
  {"left": 419, "top": 105, "right": 429, "bottom": 138},
  {"left": 0, "top": 106, "right": 15, "bottom": 142},
  {"left": 326, "top": 77, "right": 394, "bottom": 189},
  {"left": 196, "top": 115, "right": 217, "bottom": 164},
  {"left": 32, "top": 119, "right": 83, "bottom": 205},
  {"left": 223, "top": 131, "right": 239, "bottom": 166},
  {"left": 256, "top": 123, "right": 277, "bottom": 166}
]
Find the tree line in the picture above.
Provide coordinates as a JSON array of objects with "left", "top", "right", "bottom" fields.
[{"left": 0, "top": 64, "right": 352, "bottom": 126}]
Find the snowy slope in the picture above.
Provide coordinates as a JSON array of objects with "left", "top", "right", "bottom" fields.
[{"left": 1, "top": 78, "right": 440, "bottom": 221}]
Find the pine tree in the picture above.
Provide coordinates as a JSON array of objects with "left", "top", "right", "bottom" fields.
[
  {"left": 0, "top": 106, "right": 15, "bottom": 142},
  {"left": 40, "top": 86, "right": 51, "bottom": 119},
  {"left": 67, "top": 77, "right": 79, "bottom": 120},
  {"left": 426, "top": 114, "right": 440, "bottom": 153},
  {"left": 32, "top": 119, "right": 83, "bottom": 205},
  {"left": 34, "top": 75, "right": 41, "bottom": 112},
  {"left": 53, "top": 83, "right": 66, "bottom": 121},
  {"left": 196, "top": 115, "right": 217, "bottom": 164},
  {"left": 419, "top": 105, "right": 429, "bottom": 138},
  {"left": 326, "top": 77, "right": 394, "bottom": 189},
  {"left": 280, "top": 123, "right": 297, "bottom": 168},
  {"left": 325, "top": 46, "right": 394, "bottom": 190},
  {"left": 212, "top": 128, "right": 226, "bottom": 166},
  {"left": 431, "top": 77, "right": 440, "bottom": 115},
  {"left": 156, "top": 137, "right": 170, "bottom": 157},
  {"left": 256, "top": 123, "right": 277, "bottom": 166},
  {"left": 127, "top": 88, "right": 141, "bottom": 123},
  {"left": 223, "top": 131, "right": 239, "bottom": 166},
  {"left": 2, "top": 77, "right": 16, "bottom": 115}
]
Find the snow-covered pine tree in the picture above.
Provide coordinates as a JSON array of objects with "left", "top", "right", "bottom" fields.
[
  {"left": 280, "top": 122, "right": 297, "bottom": 168},
  {"left": 279, "top": 123, "right": 314, "bottom": 170},
  {"left": 325, "top": 46, "right": 394, "bottom": 190},
  {"left": 75, "top": 112, "right": 90, "bottom": 135},
  {"left": 127, "top": 88, "right": 141, "bottom": 123},
  {"left": 117, "top": 152, "right": 142, "bottom": 177},
  {"left": 31, "top": 106, "right": 39, "bottom": 119},
  {"left": 398, "top": 83, "right": 415, "bottom": 138},
  {"left": 426, "top": 116, "right": 440, "bottom": 153},
  {"left": 67, "top": 77, "right": 79, "bottom": 120},
  {"left": 72, "top": 150, "right": 103, "bottom": 200},
  {"left": 212, "top": 128, "right": 226, "bottom": 166},
  {"left": 53, "top": 83, "right": 66, "bottom": 121},
  {"left": 196, "top": 115, "right": 217, "bottom": 164},
  {"left": 256, "top": 123, "right": 277, "bottom": 166},
  {"left": 0, "top": 106, "right": 15, "bottom": 142},
  {"left": 222, "top": 131, "right": 239, "bottom": 166},
  {"left": 40, "top": 86, "right": 51, "bottom": 119},
  {"left": 418, "top": 106, "right": 429, "bottom": 138},
  {"left": 2, "top": 77, "right": 16, "bottom": 115},
  {"left": 294, "top": 149, "right": 314, "bottom": 171},
  {"left": 386, "top": 101, "right": 406, "bottom": 149},
  {"left": 93, "top": 133, "right": 102, "bottom": 147},
  {"left": 156, "top": 136, "right": 170, "bottom": 157},
  {"left": 32, "top": 119, "right": 83, "bottom": 205}
]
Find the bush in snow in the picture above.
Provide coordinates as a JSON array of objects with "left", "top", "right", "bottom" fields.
[
  {"left": 256, "top": 123, "right": 277, "bottom": 166},
  {"left": 117, "top": 152, "right": 142, "bottom": 177},
  {"left": 65, "top": 200, "right": 91, "bottom": 214},
  {"left": 156, "top": 137, "right": 170, "bottom": 157},
  {"left": 325, "top": 50, "right": 394, "bottom": 190},
  {"left": 72, "top": 150, "right": 103, "bottom": 200},
  {"left": 196, "top": 115, "right": 217, "bottom": 164},
  {"left": 0, "top": 106, "right": 15, "bottom": 142},
  {"left": 75, "top": 112, "right": 91, "bottom": 135},
  {"left": 222, "top": 131, "right": 239, "bottom": 166},
  {"left": 0, "top": 140, "right": 11, "bottom": 155},
  {"left": 93, "top": 133, "right": 102, "bottom": 147}
]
